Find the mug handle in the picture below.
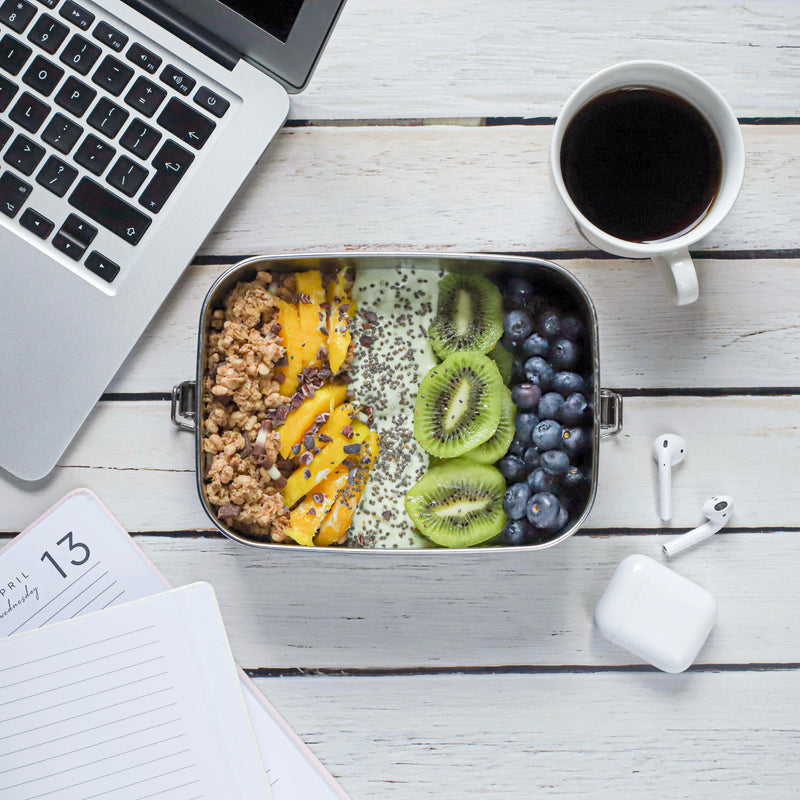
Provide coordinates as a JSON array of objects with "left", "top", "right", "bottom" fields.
[{"left": 652, "top": 249, "right": 699, "bottom": 306}]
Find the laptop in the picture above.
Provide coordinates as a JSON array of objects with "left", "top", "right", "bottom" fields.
[{"left": 0, "top": 0, "right": 346, "bottom": 480}]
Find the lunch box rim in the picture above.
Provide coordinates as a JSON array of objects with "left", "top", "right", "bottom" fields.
[{"left": 172, "top": 251, "right": 623, "bottom": 553}]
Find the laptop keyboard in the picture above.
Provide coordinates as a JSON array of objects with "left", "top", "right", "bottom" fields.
[{"left": 0, "top": 0, "right": 231, "bottom": 286}]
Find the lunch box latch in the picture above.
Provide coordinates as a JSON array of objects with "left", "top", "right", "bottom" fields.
[
  {"left": 171, "top": 381, "right": 197, "bottom": 432},
  {"left": 599, "top": 389, "right": 623, "bottom": 438}
]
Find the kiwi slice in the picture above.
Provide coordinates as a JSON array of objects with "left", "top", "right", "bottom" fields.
[
  {"left": 405, "top": 458, "right": 507, "bottom": 547},
  {"left": 464, "top": 387, "right": 515, "bottom": 464},
  {"left": 428, "top": 273, "right": 503, "bottom": 359},
  {"left": 414, "top": 352, "right": 504, "bottom": 458},
  {"left": 487, "top": 343, "right": 513, "bottom": 385}
]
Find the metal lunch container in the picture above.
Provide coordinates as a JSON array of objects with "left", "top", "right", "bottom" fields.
[{"left": 171, "top": 252, "right": 623, "bottom": 552}]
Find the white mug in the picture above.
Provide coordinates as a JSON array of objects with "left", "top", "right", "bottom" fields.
[{"left": 550, "top": 61, "right": 745, "bottom": 305}]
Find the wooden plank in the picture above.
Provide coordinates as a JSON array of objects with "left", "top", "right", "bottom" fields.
[
  {"left": 192, "top": 126, "right": 800, "bottom": 256},
  {"left": 127, "top": 531, "right": 800, "bottom": 669},
  {"left": 0, "top": 396, "right": 797, "bottom": 531},
  {"left": 109, "top": 257, "right": 800, "bottom": 393},
  {"left": 295, "top": 0, "right": 800, "bottom": 120},
  {"left": 251, "top": 672, "right": 800, "bottom": 799}
]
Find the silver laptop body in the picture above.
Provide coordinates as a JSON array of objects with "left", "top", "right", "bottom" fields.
[{"left": 0, "top": 0, "right": 345, "bottom": 480}]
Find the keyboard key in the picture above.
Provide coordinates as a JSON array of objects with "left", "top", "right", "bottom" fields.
[
  {"left": 35, "top": 0, "right": 57, "bottom": 7},
  {"left": 22, "top": 54, "right": 63, "bottom": 95},
  {"left": 139, "top": 138, "right": 193, "bottom": 213},
  {"left": 87, "top": 96, "right": 128, "bottom": 138},
  {"left": 126, "top": 41, "right": 160, "bottom": 75},
  {"left": 36, "top": 153, "right": 77, "bottom": 195},
  {"left": 19, "top": 206, "right": 52, "bottom": 237},
  {"left": 59, "top": 0, "right": 93, "bottom": 30},
  {"left": 93, "top": 20, "right": 127, "bottom": 52},
  {"left": 85, "top": 250, "right": 119, "bottom": 282},
  {"left": 124, "top": 75, "right": 165, "bottom": 117},
  {"left": 0, "top": 0, "right": 35, "bottom": 33},
  {"left": 0, "top": 119, "right": 12, "bottom": 148},
  {"left": 59, "top": 33, "right": 100, "bottom": 75},
  {"left": 0, "top": 33, "right": 29, "bottom": 74},
  {"left": 3, "top": 132, "right": 43, "bottom": 174},
  {"left": 0, "top": 168, "right": 30, "bottom": 215},
  {"left": 54, "top": 74, "right": 94, "bottom": 115},
  {"left": 74, "top": 133, "right": 114, "bottom": 174},
  {"left": 157, "top": 97, "right": 214, "bottom": 150},
  {"left": 69, "top": 176, "right": 151, "bottom": 243},
  {"left": 194, "top": 85, "right": 229, "bottom": 118},
  {"left": 9, "top": 90, "right": 48, "bottom": 132},
  {"left": 91, "top": 54, "right": 133, "bottom": 97},
  {"left": 119, "top": 117, "right": 159, "bottom": 159},
  {"left": 0, "top": 73, "right": 16, "bottom": 109},
  {"left": 27, "top": 13, "right": 67, "bottom": 53},
  {"left": 61, "top": 212, "right": 96, "bottom": 245},
  {"left": 41, "top": 111, "right": 81, "bottom": 153},
  {"left": 52, "top": 230, "right": 83, "bottom": 258},
  {"left": 106, "top": 154, "right": 146, "bottom": 197},
  {"left": 160, "top": 64, "right": 195, "bottom": 97}
]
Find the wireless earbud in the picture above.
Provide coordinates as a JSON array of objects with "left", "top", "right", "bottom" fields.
[
  {"left": 663, "top": 495, "right": 734, "bottom": 558},
  {"left": 652, "top": 434, "right": 687, "bottom": 521}
]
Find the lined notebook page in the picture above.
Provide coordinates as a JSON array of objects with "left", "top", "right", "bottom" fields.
[{"left": 0, "top": 583, "right": 271, "bottom": 800}]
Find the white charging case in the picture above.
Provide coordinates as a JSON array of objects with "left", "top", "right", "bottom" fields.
[{"left": 594, "top": 554, "right": 718, "bottom": 673}]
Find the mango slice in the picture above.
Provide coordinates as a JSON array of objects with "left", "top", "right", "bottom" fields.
[
  {"left": 278, "top": 383, "right": 348, "bottom": 459},
  {"left": 284, "top": 421, "right": 370, "bottom": 508},
  {"left": 315, "top": 430, "right": 380, "bottom": 546},
  {"left": 295, "top": 270, "right": 327, "bottom": 369},
  {"left": 276, "top": 299, "right": 303, "bottom": 397},
  {"left": 286, "top": 465, "right": 350, "bottom": 547},
  {"left": 326, "top": 268, "right": 356, "bottom": 375}
]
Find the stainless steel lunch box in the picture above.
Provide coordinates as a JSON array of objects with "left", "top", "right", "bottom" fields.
[{"left": 171, "top": 252, "right": 623, "bottom": 552}]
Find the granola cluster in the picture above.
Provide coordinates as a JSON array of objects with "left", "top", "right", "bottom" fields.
[{"left": 202, "top": 271, "right": 293, "bottom": 541}]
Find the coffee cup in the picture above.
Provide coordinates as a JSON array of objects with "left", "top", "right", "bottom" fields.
[{"left": 550, "top": 61, "right": 745, "bottom": 305}]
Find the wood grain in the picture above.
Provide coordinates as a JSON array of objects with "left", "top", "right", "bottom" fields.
[
  {"left": 252, "top": 671, "right": 800, "bottom": 799},
  {"left": 1, "top": 396, "right": 796, "bottom": 531},
  {"left": 191, "top": 125, "right": 800, "bottom": 256},
  {"left": 109, "top": 257, "right": 800, "bottom": 393},
  {"left": 294, "top": 0, "right": 800, "bottom": 120}
]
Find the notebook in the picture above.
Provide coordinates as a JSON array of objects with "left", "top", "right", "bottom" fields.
[
  {"left": 0, "top": 489, "right": 350, "bottom": 800},
  {"left": 0, "top": 0, "right": 347, "bottom": 481},
  {"left": 0, "top": 581, "right": 272, "bottom": 799}
]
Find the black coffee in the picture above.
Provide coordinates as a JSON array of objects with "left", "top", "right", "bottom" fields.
[{"left": 560, "top": 87, "right": 722, "bottom": 243}]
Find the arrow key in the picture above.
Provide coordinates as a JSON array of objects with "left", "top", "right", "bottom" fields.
[{"left": 20, "top": 207, "right": 53, "bottom": 238}]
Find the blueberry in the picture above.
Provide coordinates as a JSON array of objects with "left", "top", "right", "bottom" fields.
[
  {"left": 538, "top": 311, "right": 562, "bottom": 341},
  {"left": 508, "top": 437, "right": 527, "bottom": 457},
  {"left": 507, "top": 276, "right": 535, "bottom": 307},
  {"left": 560, "top": 315, "right": 584, "bottom": 341},
  {"left": 511, "top": 382, "right": 542, "bottom": 410},
  {"left": 502, "top": 519, "right": 530, "bottom": 546},
  {"left": 526, "top": 467, "right": 562, "bottom": 495},
  {"left": 563, "top": 465, "right": 588, "bottom": 490},
  {"left": 538, "top": 392, "right": 564, "bottom": 421},
  {"left": 541, "top": 505, "right": 570, "bottom": 533},
  {"left": 503, "top": 482, "right": 531, "bottom": 520},
  {"left": 521, "top": 333, "right": 550, "bottom": 358},
  {"left": 523, "top": 357, "right": 554, "bottom": 389},
  {"left": 541, "top": 449, "right": 570, "bottom": 476},
  {"left": 498, "top": 454, "right": 526, "bottom": 482},
  {"left": 561, "top": 392, "right": 588, "bottom": 425},
  {"left": 503, "top": 310, "right": 533, "bottom": 342},
  {"left": 532, "top": 419, "right": 562, "bottom": 450},
  {"left": 550, "top": 339, "right": 579, "bottom": 370},
  {"left": 560, "top": 426, "right": 588, "bottom": 456},
  {"left": 514, "top": 411, "right": 539, "bottom": 443},
  {"left": 526, "top": 492, "right": 561, "bottom": 528},
  {"left": 552, "top": 371, "right": 585, "bottom": 396},
  {"left": 523, "top": 446, "right": 541, "bottom": 469}
]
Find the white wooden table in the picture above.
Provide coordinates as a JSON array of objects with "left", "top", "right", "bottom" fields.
[{"left": 3, "top": 2, "right": 800, "bottom": 797}]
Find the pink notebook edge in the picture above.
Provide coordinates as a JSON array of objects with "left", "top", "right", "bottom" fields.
[{"left": 3, "top": 487, "right": 351, "bottom": 800}]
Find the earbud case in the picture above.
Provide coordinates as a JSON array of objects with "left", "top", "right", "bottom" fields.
[{"left": 594, "top": 554, "right": 718, "bottom": 673}]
